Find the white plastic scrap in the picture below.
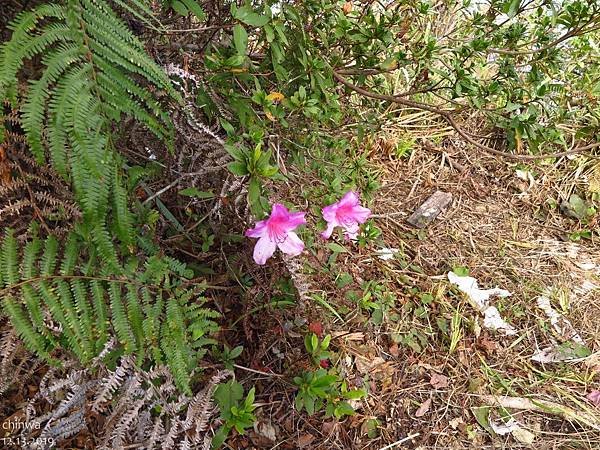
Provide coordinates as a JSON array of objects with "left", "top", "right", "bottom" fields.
[
  {"left": 490, "top": 418, "right": 520, "bottom": 435},
  {"left": 531, "top": 296, "right": 585, "bottom": 363},
  {"left": 536, "top": 296, "right": 583, "bottom": 344},
  {"left": 490, "top": 417, "right": 536, "bottom": 444},
  {"left": 515, "top": 169, "right": 535, "bottom": 195},
  {"left": 375, "top": 247, "right": 399, "bottom": 261},
  {"left": 447, "top": 272, "right": 517, "bottom": 335}
]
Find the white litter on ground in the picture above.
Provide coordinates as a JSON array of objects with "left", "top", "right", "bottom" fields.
[
  {"left": 536, "top": 296, "right": 583, "bottom": 343},
  {"left": 375, "top": 247, "right": 399, "bottom": 261},
  {"left": 489, "top": 416, "right": 536, "bottom": 443},
  {"left": 447, "top": 272, "right": 517, "bottom": 335},
  {"left": 531, "top": 295, "right": 587, "bottom": 363},
  {"left": 490, "top": 418, "right": 520, "bottom": 435}
]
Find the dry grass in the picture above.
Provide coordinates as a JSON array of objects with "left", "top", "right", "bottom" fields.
[{"left": 264, "top": 114, "right": 600, "bottom": 449}]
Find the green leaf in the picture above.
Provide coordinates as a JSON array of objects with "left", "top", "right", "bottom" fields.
[
  {"left": 233, "top": 24, "right": 248, "bottom": 55},
  {"left": 566, "top": 194, "right": 589, "bottom": 220},
  {"left": 334, "top": 401, "right": 355, "bottom": 418},
  {"left": 244, "top": 387, "right": 256, "bottom": 409},
  {"left": 258, "top": 165, "right": 278, "bottom": 177},
  {"left": 504, "top": 0, "right": 520, "bottom": 18},
  {"left": 224, "top": 54, "right": 246, "bottom": 67},
  {"left": 178, "top": 188, "right": 215, "bottom": 199},
  {"left": 224, "top": 143, "right": 245, "bottom": 161},
  {"left": 211, "top": 425, "right": 230, "bottom": 450},
  {"left": 335, "top": 272, "right": 353, "bottom": 288},
  {"left": 305, "top": 395, "right": 315, "bottom": 415},
  {"left": 344, "top": 388, "right": 366, "bottom": 400},
  {"left": 214, "top": 380, "right": 244, "bottom": 412},
  {"left": 233, "top": 6, "right": 270, "bottom": 27},
  {"left": 310, "top": 333, "right": 318, "bottom": 351},
  {"left": 248, "top": 177, "right": 261, "bottom": 205},
  {"left": 180, "top": 0, "right": 205, "bottom": 20},
  {"left": 312, "top": 374, "right": 337, "bottom": 388},
  {"left": 327, "top": 242, "right": 348, "bottom": 253},
  {"left": 452, "top": 266, "right": 469, "bottom": 277},
  {"left": 228, "top": 161, "right": 249, "bottom": 176},
  {"left": 170, "top": 0, "right": 188, "bottom": 16},
  {"left": 229, "top": 345, "right": 243, "bottom": 359},
  {"left": 472, "top": 406, "right": 492, "bottom": 433}
]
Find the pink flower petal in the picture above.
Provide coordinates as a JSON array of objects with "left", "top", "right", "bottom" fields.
[
  {"left": 253, "top": 236, "right": 277, "bottom": 265},
  {"left": 322, "top": 203, "right": 340, "bottom": 222},
  {"left": 339, "top": 191, "right": 360, "bottom": 207},
  {"left": 277, "top": 231, "right": 304, "bottom": 256},
  {"left": 321, "top": 191, "right": 371, "bottom": 240},
  {"left": 246, "top": 203, "right": 307, "bottom": 264},
  {"left": 349, "top": 205, "right": 371, "bottom": 224},
  {"left": 343, "top": 223, "right": 360, "bottom": 240},
  {"left": 271, "top": 203, "right": 291, "bottom": 219},
  {"left": 285, "top": 211, "right": 307, "bottom": 230},
  {"left": 245, "top": 219, "right": 268, "bottom": 238},
  {"left": 321, "top": 222, "right": 336, "bottom": 239}
]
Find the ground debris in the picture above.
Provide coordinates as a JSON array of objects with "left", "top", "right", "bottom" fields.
[{"left": 407, "top": 190, "right": 452, "bottom": 228}]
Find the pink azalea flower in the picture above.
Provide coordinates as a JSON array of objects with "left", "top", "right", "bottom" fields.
[
  {"left": 245, "top": 203, "right": 306, "bottom": 265},
  {"left": 321, "top": 191, "right": 371, "bottom": 240}
]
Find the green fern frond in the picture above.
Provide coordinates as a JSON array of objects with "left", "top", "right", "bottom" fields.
[
  {"left": 109, "top": 280, "right": 136, "bottom": 354},
  {"left": 1, "top": 230, "right": 218, "bottom": 392},
  {"left": 1, "top": 230, "right": 19, "bottom": 286},
  {"left": 111, "top": 170, "right": 135, "bottom": 246},
  {"left": 3, "top": 295, "right": 54, "bottom": 362},
  {"left": 0, "top": 0, "right": 182, "bottom": 263},
  {"left": 90, "top": 279, "right": 109, "bottom": 352}
]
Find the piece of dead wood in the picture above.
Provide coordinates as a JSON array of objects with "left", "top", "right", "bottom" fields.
[
  {"left": 407, "top": 190, "right": 453, "bottom": 228},
  {"left": 480, "top": 395, "right": 600, "bottom": 431}
]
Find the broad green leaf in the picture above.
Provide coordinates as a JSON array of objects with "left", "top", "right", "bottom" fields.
[
  {"left": 504, "top": 0, "right": 520, "bottom": 18},
  {"left": 248, "top": 177, "right": 261, "bottom": 204},
  {"left": 234, "top": 6, "right": 270, "bottom": 27},
  {"left": 180, "top": 0, "right": 205, "bottom": 20},
  {"left": 472, "top": 406, "right": 492, "bottom": 433},
  {"left": 228, "top": 161, "right": 249, "bottom": 176},
  {"left": 327, "top": 242, "right": 348, "bottom": 253},
  {"left": 214, "top": 380, "right": 244, "bottom": 412},
  {"left": 170, "top": 0, "right": 188, "bottom": 16},
  {"left": 233, "top": 24, "right": 248, "bottom": 55},
  {"left": 211, "top": 425, "right": 229, "bottom": 450},
  {"left": 224, "top": 54, "right": 246, "bottom": 67}
]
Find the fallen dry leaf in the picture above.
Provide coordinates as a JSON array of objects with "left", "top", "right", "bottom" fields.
[
  {"left": 389, "top": 343, "right": 400, "bottom": 357},
  {"left": 0, "top": 144, "right": 11, "bottom": 186},
  {"left": 449, "top": 417, "right": 464, "bottom": 429},
  {"left": 588, "top": 390, "right": 600, "bottom": 407},
  {"left": 430, "top": 372, "right": 449, "bottom": 389},
  {"left": 321, "top": 420, "right": 337, "bottom": 435},
  {"left": 254, "top": 420, "right": 278, "bottom": 442},
  {"left": 355, "top": 356, "right": 385, "bottom": 374},
  {"left": 512, "top": 427, "right": 536, "bottom": 444},
  {"left": 415, "top": 398, "right": 432, "bottom": 417},
  {"left": 297, "top": 433, "right": 316, "bottom": 448},
  {"left": 479, "top": 337, "right": 499, "bottom": 353}
]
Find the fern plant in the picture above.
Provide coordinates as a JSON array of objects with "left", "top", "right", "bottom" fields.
[
  {"left": 0, "top": 226, "right": 219, "bottom": 394},
  {"left": 0, "top": 0, "right": 182, "bottom": 267}
]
